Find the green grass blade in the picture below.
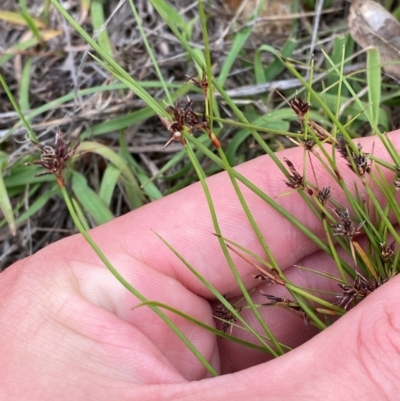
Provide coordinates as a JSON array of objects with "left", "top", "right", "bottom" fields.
[
  {"left": 137, "top": 300, "right": 286, "bottom": 353},
  {"left": 155, "top": 231, "right": 280, "bottom": 354},
  {"left": 19, "top": 0, "right": 44, "bottom": 42},
  {"left": 118, "top": 134, "right": 163, "bottom": 201},
  {"left": 49, "top": 0, "right": 167, "bottom": 117},
  {"left": 0, "top": 155, "right": 16, "bottom": 235},
  {"left": 15, "top": 187, "right": 57, "bottom": 226},
  {"left": 90, "top": 0, "right": 113, "bottom": 57},
  {"left": 254, "top": 39, "right": 297, "bottom": 85},
  {"left": 99, "top": 164, "right": 121, "bottom": 207},
  {"left": 78, "top": 141, "right": 144, "bottom": 208},
  {"left": 71, "top": 171, "right": 114, "bottom": 225},
  {"left": 367, "top": 48, "right": 381, "bottom": 130},
  {"left": 19, "top": 56, "right": 33, "bottom": 111},
  {"left": 184, "top": 143, "right": 282, "bottom": 356},
  {"left": 218, "top": 27, "right": 252, "bottom": 87},
  {"left": 72, "top": 197, "right": 90, "bottom": 231},
  {"left": 128, "top": 0, "right": 173, "bottom": 104},
  {"left": 0, "top": 73, "right": 37, "bottom": 142},
  {"left": 4, "top": 166, "right": 54, "bottom": 187}
]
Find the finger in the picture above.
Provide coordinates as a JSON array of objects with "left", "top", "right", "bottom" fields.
[
  {"left": 2, "top": 249, "right": 220, "bottom": 381},
  {"left": 0, "top": 255, "right": 218, "bottom": 398},
  {"left": 82, "top": 130, "right": 400, "bottom": 297},
  {"left": 215, "top": 225, "right": 372, "bottom": 374},
  {"left": 215, "top": 244, "right": 341, "bottom": 373},
  {"left": 141, "top": 273, "right": 400, "bottom": 400}
]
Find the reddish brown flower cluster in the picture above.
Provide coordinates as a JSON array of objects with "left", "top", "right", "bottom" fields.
[
  {"left": 186, "top": 72, "right": 208, "bottom": 93},
  {"left": 160, "top": 98, "right": 211, "bottom": 148},
  {"left": 27, "top": 131, "right": 79, "bottom": 187},
  {"left": 380, "top": 241, "right": 396, "bottom": 262},
  {"left": 331, "top": 207, "right": 365, "bottom": 239},
  {"left": 336, "top": 135, "right": 370, "bottom": 175},
  {"left": 289, "top": 96, "right": 335, "bottom": 145},
  {"left": 317, "top": 186, "right": 331, "bottom": 206},
  {"left": 289, "top": 96, "right": 310, "bottom": 118},
  {"left": 336, "top": 272, "right": 387, "bottom": 309},
  {"left": 159, "top": 72, "right": 220, "bottom": 149},
  {"left": 283, "top": 157, "right": 313, "bottom": 195},
  {"left": 213, "top": 303, "right": 242, "bottom": 333}
]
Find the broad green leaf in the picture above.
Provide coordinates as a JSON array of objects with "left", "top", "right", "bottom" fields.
[
  {"left": 78, "top": 141, "right": 144, "bottom": 208},
  {"left": 254, "top": 39, "right": 297, "bottom": 85},
  {"left": 19, "top": 56, "right": 33, "bottom": 111},
  {"left": 4, "top": 166, "right": 55, "bottom": 187},
  {"left": 367, "top": 48, "right": 382, "bottom": 130},
  {"left": 218, "top": 27, "right": 252, "bottom": 87},
  {"left": 0, "top": 154, "right": 16, "bottom": 235},
  {"left": 91, "top": 0, "right": 113, "bottom": 57},
  {"left": 71, "top": 171, "right": 114, "bottom": 225},
  {"left": 99, "top": 164, "right": 121, "bottom": 207}
]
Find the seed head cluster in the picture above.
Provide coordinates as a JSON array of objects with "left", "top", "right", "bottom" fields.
[
  {"left": 337, "top": 272, "right": 387, "bottom": 309},
  {"left": 336, "top": 135, "right": 370, "bottom": 175},
  {"left": 331, "top": 208, "right": 365, "bottom": 239},
  {"left": 159, "top": 73, "right": 220, "bottom": 148},
  {"left": 27, "top": 131, "right": 79, "bottom": 187}
]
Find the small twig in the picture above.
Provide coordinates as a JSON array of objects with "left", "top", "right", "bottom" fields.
[{"left": 307, "top": 0, "right": 325, "bottom": 80}]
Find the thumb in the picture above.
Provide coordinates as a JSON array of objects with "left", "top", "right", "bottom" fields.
[{"left": 154, "top": 274, "right": 400, "bottom": 400}]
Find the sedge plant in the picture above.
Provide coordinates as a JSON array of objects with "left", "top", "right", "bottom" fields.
[{"left": 2, "top": 0, "right": 400, "bottom": 372}]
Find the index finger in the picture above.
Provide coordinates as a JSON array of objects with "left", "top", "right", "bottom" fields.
[{"left": 75, "top": 131, "right": 400, "bottom": 297}]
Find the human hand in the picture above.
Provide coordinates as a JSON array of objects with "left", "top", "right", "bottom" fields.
[{"left": 2, "top": 132, "right": 400, "bottom": 400}]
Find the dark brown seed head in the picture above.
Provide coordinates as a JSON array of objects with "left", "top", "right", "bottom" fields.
[
  {"left": 186, "top": 71, "right": 208, "bottom": 93},
  {"left": 283, "top": 157, "right": 304, "bottom": 189},
  {"left": 318, "top": 186, "right": 331, "bottom": 206},
  {"left": 283, "top": 157, "right": 313, "bottom": 195},
  {"left": 352, "top": 143, "right": 371, "bottom": 175},
  {"left": 335, "top": 134, "right": 349, "bottom": 158},
  {"left": 336, "top": 136, "right": 370, "bottom": 175},
  {"left": 381, "top": 241, "right": 396, "bottom": 262},
  {"left": 27, "top": 131, "right": 79, "bottom": 187},
  {"left": 289, "top": 97, "right": 311, "bottom": 120},
  {"left": 160, "top": 98, "right": 199, "bottom": 147},
  {"left": 214, "top": 303, "right": 239, "bottom": 333},
  {"left": 302, "top": 138, "right": 316, "bottom": 150},
  {"left": 336, "top": 272, "right": 387, "bottom": 309},
  {"left": 331, "top": 208, "right": 365, "bottom": 239}
]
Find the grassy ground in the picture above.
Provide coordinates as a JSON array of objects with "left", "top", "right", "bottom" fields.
[
  {"left": 2, "top": 0, "right": 400, "bottom": 367},
  {"left": 0, "top": 0, "right": 349, "bottom": 267}
]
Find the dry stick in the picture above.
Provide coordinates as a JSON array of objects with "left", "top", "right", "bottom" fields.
[
  {"left": 306, "top": 0, "right": 325, "bottom": 81},
  {"left": 216, "top": 0, "right": 252, "bottom": 47}
]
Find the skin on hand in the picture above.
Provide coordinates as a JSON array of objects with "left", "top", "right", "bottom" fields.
[{"left": 1, "top": 132, "right": 400, "bottom": 400}]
